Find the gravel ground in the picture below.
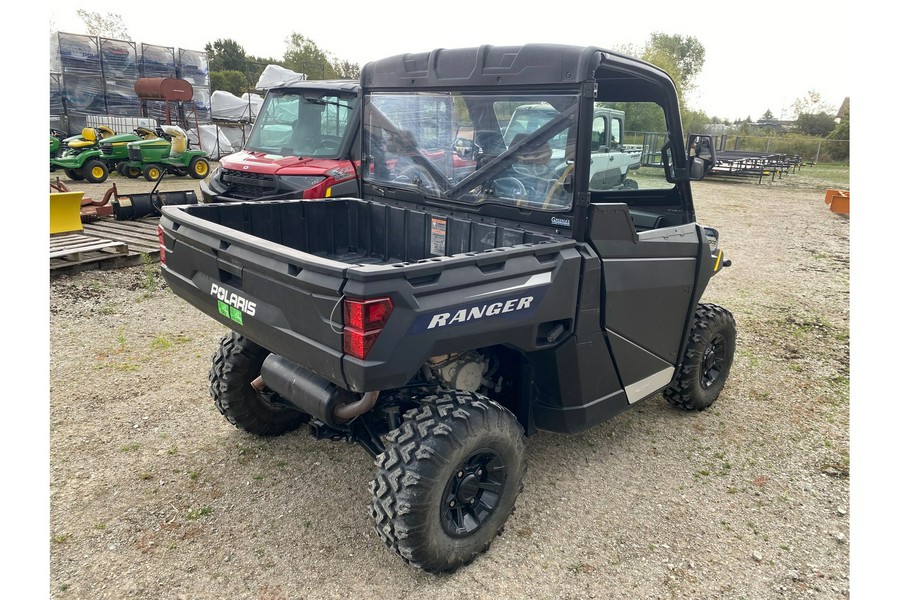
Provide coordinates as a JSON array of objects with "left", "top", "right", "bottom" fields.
[{"left": 44, "top": 166, "right": 850, "bottom": 599}]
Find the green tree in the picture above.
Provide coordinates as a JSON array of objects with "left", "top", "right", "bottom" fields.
[
  {"left": 210, "top": 70, "right": 250, "bottom": 96},
  {"left": 282, "top": 33, "right": 335, "bottom": 79},
  {"left": 616, "top": 33, "right": 706, "bottom": 130},
  {"left": 762, "top": 108, "right": 774, "bottom": 120},
  {"left": 827, "top": 106, "right": 849, "bottom": 160},
  {"left": 791, "top": 90, "right": 834, "bottom": 119},
  {"left": 796, "top": 112, "right": 837, "bottom": 137},
  {"left": 682, "top": 108, "right": 712, "bottom": 135},
  {"left": 205, "top": 39, "right": 249, "bottom": 73},
  {"left": 282, "top": 33, "right": 360, "bottom": 80},
  {"left": 641, "top": 33, "right": 706, "bottom": 97},
  {"left": 76, "top": 10, "right": 130, "bottom": 39},
  {"left": 335, "top": 59, "right": 361, "bottom": 80}
]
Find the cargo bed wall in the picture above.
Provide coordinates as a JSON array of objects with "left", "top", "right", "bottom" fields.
[{"left": 181, "top": 199, "right": 560, "bottom": 265}]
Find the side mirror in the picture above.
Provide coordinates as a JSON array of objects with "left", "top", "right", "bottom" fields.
[{"left": 688, "top": 134, "right": 716, "bottom": 180}]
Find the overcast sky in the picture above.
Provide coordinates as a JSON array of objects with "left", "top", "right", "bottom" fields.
[{"left": 48, "top": 0, "right": 851, "bottom": 121}]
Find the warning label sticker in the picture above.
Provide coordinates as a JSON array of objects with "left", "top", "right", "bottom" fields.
[{"left": 430, "top": 217, "right": 447, "bottom": 256}]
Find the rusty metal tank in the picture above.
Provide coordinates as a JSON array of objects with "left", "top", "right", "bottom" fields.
[{"left": 133, "top": 77, "right": 194, "bottom": 101}]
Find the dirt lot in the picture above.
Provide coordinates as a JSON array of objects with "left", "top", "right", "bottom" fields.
[{"left": 47, "top": 165, "right": 850, "bottom": 599}]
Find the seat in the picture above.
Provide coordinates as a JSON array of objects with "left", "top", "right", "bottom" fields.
[{"left": 68, "top": 128, "right": 97, "bottom": 149}]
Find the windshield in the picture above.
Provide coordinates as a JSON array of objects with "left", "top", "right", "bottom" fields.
[
  {"left": 245, "top": 89, "right": 356, "bottom": 157},
  {"left": 363, "top": 92, "right": 579, "bottom": 211}
]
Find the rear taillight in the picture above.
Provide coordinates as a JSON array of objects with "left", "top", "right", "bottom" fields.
[
  {"left": 157, "top": 225, "right": 166, "bottom": 264},
  {"left": 343, "top": 297, "right": 393, "bottom": 359}
]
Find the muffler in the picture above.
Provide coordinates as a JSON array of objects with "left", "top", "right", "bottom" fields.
[{"left": 257, "top": 354, "right": 377, "bottom": 427}]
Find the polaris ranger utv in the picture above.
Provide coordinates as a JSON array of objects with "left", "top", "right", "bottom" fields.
[
  {"left": 200, "top": 80, "right": 360, "bottom": 203},
  {"left": 158, "top": 44, "right": 735, "bottom": 573}
]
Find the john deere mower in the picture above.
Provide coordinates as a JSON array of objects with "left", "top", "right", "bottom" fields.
[
  {"left": 49, "top": 128, "right": 68, "bottom": 167},
  {"left": 50, "top": 126, "right": 117, "bottom": 183},
  {"left": 123, "top": 125, "right": 210, "bottom": 182},
  {"left": 98, "top": 126, "right": 158, "bottom": 178}
]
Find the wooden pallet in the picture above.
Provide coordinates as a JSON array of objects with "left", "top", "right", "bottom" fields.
[
  {"left": 50, "top": 232, "right": 128, "bottom": 270},
  {"left": 82, "top": 217, "right": 160, "bottom": 256},
  {"left": 50, "top": 217, "right": 161, "bottom": 275}
]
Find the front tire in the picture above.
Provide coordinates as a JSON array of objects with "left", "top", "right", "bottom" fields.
[
  {"left": 82, "top": 159, "right": 109, "bottom": 184},
  {"left": 664, "top": 303, "right": 736, "bottom": 411},
  {"left": 188, "top": 156, "right": 210, "bottom": 179},
  {"left": 370, "top": 391, "right": 526, "bottom": 573},
  {"left": 209, "top": 332, "right": 309, "bottom": 436},
  {"left": 143, "top": 164, "right": 163, "bottom": 182},
  {"left": 64, "top": 168, "right": 84, "bottom": 181}
]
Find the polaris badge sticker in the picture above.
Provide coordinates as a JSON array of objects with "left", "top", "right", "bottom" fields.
[
  {"left": 407, "top": 287, "right": 548, "bottom": 334},
  {"left": 210, "top": 283, "right": 256, "bottom": 325}
]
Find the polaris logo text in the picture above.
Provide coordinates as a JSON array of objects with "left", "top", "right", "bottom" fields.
[
  {"left": 550, "top": 217, "right": 571, "bottom": 227},
  {"left": 428, "top": 296, "right": 533, "bottom": 329},
  {"left": 210, "top": 283, "right": 257, "bottom": 316}
]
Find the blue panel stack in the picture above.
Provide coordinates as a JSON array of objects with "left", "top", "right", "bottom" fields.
[
  {"left": 101, "top": 37, "right": 140, "bottom": 116},
  {"left": 50, "top": 73, "right": 64, "bottom": 116},
  {"left": 177, "top": 49, "right": 212, "bottom": 123},
  {"left": 140, "top": 44, "right": 177, "bottom": 121},
  {"left": 58, "top": 32, "right": 106, "bottom": 115},
  {"left": 140, "top": 43, "right": 177, "bottom": 78}
]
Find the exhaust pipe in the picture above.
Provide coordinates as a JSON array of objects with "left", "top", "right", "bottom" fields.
[{"left": 257, "top": 354, "right": 378, "bottom": 426}]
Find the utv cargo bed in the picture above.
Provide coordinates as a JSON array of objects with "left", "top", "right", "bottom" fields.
[{"left": 160, "top": 198, "right": 578, "bottom": 391}]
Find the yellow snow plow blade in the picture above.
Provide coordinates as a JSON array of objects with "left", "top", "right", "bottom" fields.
[{"left": 50, "top": 191, "right": 85, "bottom": 234}]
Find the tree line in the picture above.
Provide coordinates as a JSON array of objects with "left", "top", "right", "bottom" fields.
[{"left": 205, "top": 34, "right": 360, "bottom": 96}]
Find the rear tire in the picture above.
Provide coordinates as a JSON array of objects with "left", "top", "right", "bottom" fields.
[
  {"left": 209, "top": 332, "right": 310, "bottom": 436},
  {"left": 370, "top": 391, "right": 526, "bottom": 573},
  {"left": 664, "top": 303, "right": 736, "bottom": 411}
]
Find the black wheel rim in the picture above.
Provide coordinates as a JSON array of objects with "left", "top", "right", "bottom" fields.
[
  {"left": 701, "top": 333, "right": 727, "bottom": 389},
  {"left": 441, "top": 449, "right": 506, "bottom": 537}
]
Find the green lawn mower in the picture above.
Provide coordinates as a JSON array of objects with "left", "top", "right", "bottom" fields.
[
  {"left": 49, "top": 128, "right": 68, "bottom": 167},
  {"left": 123, "top": 125, "right": 210, "bottom": 182},
  {"left": 98, "top": 126, "right": 159, "bottom": 178},
  {"left": 50, "top": 126, "right": 117, "bottom": 183}
]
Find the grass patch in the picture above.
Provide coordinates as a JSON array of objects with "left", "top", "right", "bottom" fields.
[
  {"left": 140, "top": 253, "right": 158, "bottom": 295},
  {"left": 567, "top": 561, "right": 595, "bottom": 574},
  {"left": 149, "top": 333, "right": 191, "bottom": 352},
  {"left": 150, "top": 336, "right": 172, "bottom": 350},
  {"left": 186, "top": 506, "right": 213, "bottom": 520}
]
